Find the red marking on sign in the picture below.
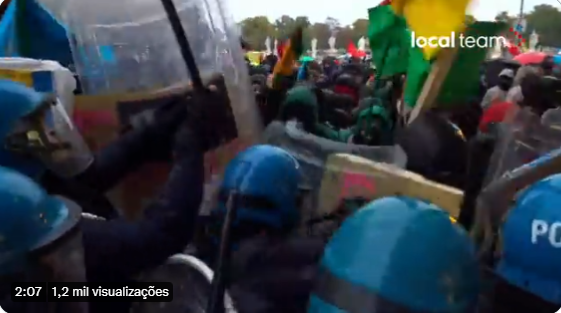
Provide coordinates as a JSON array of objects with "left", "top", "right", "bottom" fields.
[{"left": 340, "top": 172, "right": 376, "bottom": 200}]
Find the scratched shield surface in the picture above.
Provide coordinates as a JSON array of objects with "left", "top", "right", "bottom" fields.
[
  {"left": 318, "top": 154, "right": 464, "bottom": 221},
  {"left": 485, "top": 107, "right": 561, "bottom": 185},
  {"left": 261, "top": 121, "right": 407, "bottom": 222}
]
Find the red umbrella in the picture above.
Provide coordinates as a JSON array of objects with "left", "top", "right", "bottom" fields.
[{"left": 514, "top": 52, "right": 548, "bottom": 65}]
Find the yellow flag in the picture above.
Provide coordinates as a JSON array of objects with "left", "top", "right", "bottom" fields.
[{"left": 392, "top": 0, "right": 471, "bottom": 59}]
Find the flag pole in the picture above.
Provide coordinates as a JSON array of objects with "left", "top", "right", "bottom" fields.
[
  {"left": 407, "top": 46, "right": 459, "bottom": 124},
  {"left": 518, "top": 0, "right": 524, "bottom": 46}
]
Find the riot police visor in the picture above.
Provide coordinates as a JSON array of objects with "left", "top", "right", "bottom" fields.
[{"left": 4, "top": 97, "right": 93, "bottom": 177}]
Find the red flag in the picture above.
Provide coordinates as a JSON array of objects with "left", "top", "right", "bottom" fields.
[
  {"left": 347, "top": 42, "right": 358, "bottom": 55},
  {"left": 505, "top": 40, "right": 521, "bottom": 56},
  {"left": 277, "top": 41, "right": 286, "bottom": 58},
  {"left": 347, "top": 42, "right": 366, "bottom": 58},
  {"left": 355, "top": 50, "right": 366, "bottom": 57},
  {"left": 508, "top": 45, "right": 521, "bottom": 56}
]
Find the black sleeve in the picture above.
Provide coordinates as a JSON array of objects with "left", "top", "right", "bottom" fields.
[
  {"left": 229, "top": 237, "right": 325, "bottom": 313},
  {"left": 81, "top": 145, "right": 204, "bottom": 281},
  {"left": 74, "top": 127, "right": 158, "bottom": 194}
]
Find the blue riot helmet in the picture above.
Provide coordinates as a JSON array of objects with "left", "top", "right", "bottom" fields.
[
  {"left": 490, "top": 173, "right": 561, "bottom": 311},
  {"left": 0, "top": 79, "right": 93, "bottom": 178},
  {"left": 0, "top": 166, "right": 86, "bottom": 313},
  {"left": 309, "top": 196, "right": 479, "bottom": 313},
  {"left": 209, "top": 145, "right": 302, "bottom": 242}
]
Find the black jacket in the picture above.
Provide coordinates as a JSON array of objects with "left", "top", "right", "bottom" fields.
[{"left": 229, "top": 236, "right": 326, "bottom": 313}]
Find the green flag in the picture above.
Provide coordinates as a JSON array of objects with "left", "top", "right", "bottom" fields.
[
  {"left": 403, "top": 42, "right": 431, "bottom": 108},
  {"left": 367, "top": 4, "right": 430, "bottom": 108},
  {"left": 367, "top": 5, "right": 409, "bottom": 78},
  {"left": 435, "top": 21, "right": 507, "bottom": 108}
]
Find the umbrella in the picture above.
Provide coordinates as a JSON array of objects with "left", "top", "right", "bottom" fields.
[{"left": 514, "top": 52, "right": 548, "bottom": 65}]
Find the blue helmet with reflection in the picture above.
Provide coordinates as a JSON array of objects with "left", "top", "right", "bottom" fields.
[
  {"left": 0, "top": 79, "right": 47, "bottom": 178},
  {"left": 308, "top": 196, "right": 479, "bottom": 313},
  {"left": 496, "top": 173, "right": 561, "bottom": 305},
  {"left": 0, "top": 79, "right": 93, "bottom": 179},
  {"left": 0, "top": 165, "right": 79, "bottom": 272},
  {"left": 212, "top": 145, "right": 302, "bottom": 236},
  {"left": 0, "top": 165, "right": 87, "bottom": 313}
]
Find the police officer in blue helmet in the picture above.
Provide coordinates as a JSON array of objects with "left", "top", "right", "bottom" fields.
[
  {"left": 3, "top": 0, "right": 262, "bottom": 223},
  {"left": 0, "top": 77, "right": 186, "bottom": 219},
  {"left": 0, "top": 78, "right": 234, "bottom": 313},
  {"left": 201, "top": 145, "right": 302, "bottom": 262},
  {"left": 479, "top": 172, "right": 561, "bottom": 312},
  {"left": 200, "top": 144, "right": 327, "bottom": 313},
  {"left": 0, "top": 79, "right": 93, "bottom": 178},
  {"left": 0, "top": 165, "right": 87, "bottom": 313},
  {"left": 308, "top": 196, "right": 480, "bottom": 313}
]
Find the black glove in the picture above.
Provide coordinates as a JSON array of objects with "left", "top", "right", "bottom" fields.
[
  {"left": 173, "top": 84, "right": 236, "bottom": 157},
  {"left": 119, "top": 93, "right": 189, "bottom": 162},
  {"left": 138, "top": 94, "right": 189, "bottom": 161}
]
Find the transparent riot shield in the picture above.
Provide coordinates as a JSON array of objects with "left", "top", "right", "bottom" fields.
[
  {"left": 261, "top": 121, "right": 408, "bottom": 222},
  {"left": 484, "top": 107, "right": 561, "bottom": 185},
  {"left": 474, "top": 108, "right": 561, "bottom": 259},
  {"left": 48, "top": 0, "right": 261, "bottom": 139},
  {"left": 132, "top": 254, "right": 237, "bottom": 313},
  {"left": 40, "top": 0, "right": 262, "bottom": 215}
]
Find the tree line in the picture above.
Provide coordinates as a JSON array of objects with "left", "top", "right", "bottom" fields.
[
  {"left": 239, "top": 15, "right": 370, "bottom": 51},
  {"left": 239, "top": 4, "right": 561, "bottom": 51},
  {"left": 495, "top": 4, "right": 561, "bottom": 48}
]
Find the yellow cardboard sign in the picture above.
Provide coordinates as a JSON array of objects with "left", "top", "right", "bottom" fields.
[{"left": 0, "top": 69, "right": 34, "bottom": 87}]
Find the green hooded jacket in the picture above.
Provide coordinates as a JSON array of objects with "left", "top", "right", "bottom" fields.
[
  {"left": 280, "top": 86, "right": 393, "bottom": 144},
  {"left": 355, "top": 104, "right": 393, "bottom": 145},
  {"left": 281, "top": 86, "right": 338, "bottom": 138}
]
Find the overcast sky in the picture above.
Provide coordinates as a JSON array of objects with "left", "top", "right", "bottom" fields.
[{"left": 228, "top": 0, "right": 556, "bottom": 25}]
